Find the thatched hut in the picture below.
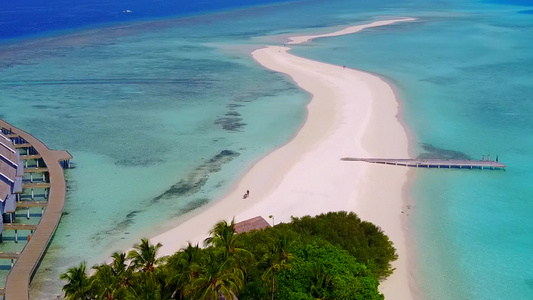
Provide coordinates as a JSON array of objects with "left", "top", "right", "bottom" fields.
[{"left": 234, "top": 216, "right": 271, "bottom": 234}]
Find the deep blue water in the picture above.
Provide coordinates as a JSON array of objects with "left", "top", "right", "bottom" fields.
[
  {"left": 0, "top": 0, "right": 295, "bottom": 40},
  {"left": 489, "top": 0, "right": 533, "bottom": 5}
]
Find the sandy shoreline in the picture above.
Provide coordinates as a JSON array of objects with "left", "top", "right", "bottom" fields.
[{"left": 151, "top": 18, "right": 416, "bottom": 299}]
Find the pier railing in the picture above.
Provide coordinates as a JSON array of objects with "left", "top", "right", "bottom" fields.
[
  {"left": 341, "top": 158, "right": 506, "bottom": 170},
  {"left": 0, "top": 119, "right": 71, "bottom": 300}
]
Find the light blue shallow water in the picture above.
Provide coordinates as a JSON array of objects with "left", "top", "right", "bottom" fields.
[
  {"left": 292, "top": 1, "right": 533, "bottom": 299},
  {"left": 0, "top": 0, "right": 532, "bottom": 299},
  {"left": 0, "top": 8, "right": 314, "bottom": 296}
]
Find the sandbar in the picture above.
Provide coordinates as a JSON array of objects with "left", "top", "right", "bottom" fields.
[{"left": 151, "top": 17, "right": 416, "bottom": 299}]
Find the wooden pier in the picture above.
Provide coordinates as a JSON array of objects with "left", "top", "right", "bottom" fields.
[
  {"left": 16, "top": 201, "right": 48, "bottom": 208},
  {"left": 0, "top": 253, "right": 19, "bottom": 273},
  {"left": 341, "top": 157, "right": 506, "bottom": 170},
  {"left": 13, "top": 144, "right": 31, "bottom": 149},
  {"left": 23, "top": 168, "right": 48, "bottom": 173},
  {"left": 21, "top": 183, "right": 51, "bottom": 189},
  {"left": 0, "top": 119, "right": 72, "bottom": 300},
  {"left": 19, "top": 155, "right": 41, "bottom": 161},
  {"left": 3, "top": 224, "right": 38, "bottom": 231},
  {"left": 0, "top": 253, "right": 20, "bottom": 260}
]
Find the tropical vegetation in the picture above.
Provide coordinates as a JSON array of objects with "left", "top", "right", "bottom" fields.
[{"left": 61, "top": 211, "right": 397, "bottom": 299}]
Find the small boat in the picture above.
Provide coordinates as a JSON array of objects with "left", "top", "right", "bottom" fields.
[{"left": 123, "top": 9, "right": 133, "bottom": 13}]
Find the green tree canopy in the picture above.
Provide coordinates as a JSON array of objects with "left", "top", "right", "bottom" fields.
[
  {"left": 276, "top": 240, "right": 384, "bottom": 300},
  {"left": 286, "top": 211, "right": 398, "bottom": 279},
  {"left": 61, "top": 211, "right": 397, "bottom": 300}
]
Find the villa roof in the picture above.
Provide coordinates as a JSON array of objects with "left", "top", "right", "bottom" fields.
[
  {"left": 0, "top": 161, "right": 16, "bottom": 183},
  {"left": 0, "top": 180, "right": 10, "bottom": 201},
  {"left": 0, "top": 133, "right": 16, "bottom": 152},
  {"left": 0, "top": 145, "right": 18, "bottom": 167},
  {"left": 234, "top": 216, "right": 271, "bottom": 234}
]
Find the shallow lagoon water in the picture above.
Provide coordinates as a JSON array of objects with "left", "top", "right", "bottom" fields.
[
  {"left": 1, "top": 10, "right": 313, "bottom": 296},
  {"left": 0, "top": 0, "right": 532, "bottom": 299},
  {"left": 292, "top": 2, "right": 533, "bottom": 299}
]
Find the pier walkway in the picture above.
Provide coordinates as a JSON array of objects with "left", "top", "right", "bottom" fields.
[
  {"left": 19, "top": 155, "right": 41, "bottom": 161},
  {"left": 21, "top": 183, "right": 51, "bottom": 189},
  {"left": 0, "top": 119, "right": 72, "bottom": 300},
  {"left": 3, "top": 224, "right": 38, "bottom": 231},
  {"left": 16, "top": 201, "right": 48, "bottom": 208},
  {"left": 341, "top": 158, "right": 506, "bottom": 170},
  {"left": 0, "top": 253, "right": 20, "bottom": 269},
  {"left": 23, "top": 168, "right": 49, "bottom": 173}
]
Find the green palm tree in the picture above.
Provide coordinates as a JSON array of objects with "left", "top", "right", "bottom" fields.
[
  {"left": 92, "top": 252, "right": 132, "bottom": 299},
  {"left": 92, "top": 264, "right": 119, "bottom": 300},
  {"left": 111, "top": 252, "right": 133, "bottom": 288},
  {"left": 124, "top": 272, "right": 163, "bottom": 300},
  {"left": 60, "top": 262, "right": 93, "bottom": 300},
  {"left": 204, "top": 219, "right": 237, "bottom": 254},
  {"left": 127, "top": 238, "right": 162, "bottom": 273},
  {"left": 190, "top": 250, "right": 244, "bottom": 300},
  {"left": 165, "top": 242, "right": 203, "bottom": 299},
  {"left": 261, "top": 235, "right": 295, "bottom": 300},
  {"left": 310, "top": 263, "right": 333, "bottom": 300},
  {"left": 204, "top": 219, "right": 253, "bottom": 269}
]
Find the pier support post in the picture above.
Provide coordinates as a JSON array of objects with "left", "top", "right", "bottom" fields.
[
  {"left": 30, "top": 173, "right": 33, "bottom": 183},
  {"left": 25, "top": 160, "right": 28, "bottom": 168},
  {"left": 41, "top": 207, "right": 44, "bottom": 215},
  {"left": 11, "top": 259, "right": 14, "bottom": 268},
  {"left": 27, "top": 208, "right": 30, "bottom": 219},
  {"left": 44, "top": 188, "right": 48, "bottom": 199},
  {"left": 31, "top": 189, "right": 34, "bottom": 200},
  {"left": 43, "top": 173, "right": 46, "bottom": 181},
  {"left": 36, "top": 159, "right": 39, "bottom": 168},
  {"left": 15, "top": 230, "right": 18, "bottom": 243}
]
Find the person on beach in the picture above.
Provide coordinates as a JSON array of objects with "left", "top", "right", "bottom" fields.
[{"left": 243, "top": 190, "right": 250, "bottom": 199}]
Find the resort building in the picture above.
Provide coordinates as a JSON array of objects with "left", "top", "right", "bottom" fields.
[
  {"left": 0, "top": 132, "right": 23, "bottom": 241},
  {"left": 0, "top": 120, "right": 72, "bottom": 299}
]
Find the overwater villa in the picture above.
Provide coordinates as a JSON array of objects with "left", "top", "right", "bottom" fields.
[
  {"left": 0, "top": 133, "right": 23, "bottom": 240},
  {"left": 0, "top": 120, "right": 72, "bottom": 299}
]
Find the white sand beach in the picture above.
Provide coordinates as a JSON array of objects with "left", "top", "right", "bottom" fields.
[{"left": 151, "top": 18, "right": 416, "bottom": 299}]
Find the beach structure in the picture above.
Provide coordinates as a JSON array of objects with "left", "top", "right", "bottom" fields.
[
  {"left": 0, "top": 182, "right": 7, "bottom": 239},
  {"left": 234, "top": 216, "right": 271, "bottom": 234},
  {"left": 341, "top": 157, "right": 506, "bottom": 170},
  {"left": 0, "top": 181, "right": 16, "bottom": 240},
  {"left": 0, "top": 133, "right": 24, "bottom": 239},
  {"left": 0, "top": 120, "right": 71, "bottom": 300}
]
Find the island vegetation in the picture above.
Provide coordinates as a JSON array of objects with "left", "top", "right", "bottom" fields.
[{"left": 61, "top": 211, "right": 397, "bottom": 299}]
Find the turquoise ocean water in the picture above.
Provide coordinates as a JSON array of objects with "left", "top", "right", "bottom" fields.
[{"left": 0, "top": 0, "right": 531, "bottom": 299}]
